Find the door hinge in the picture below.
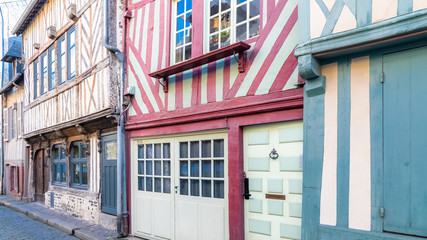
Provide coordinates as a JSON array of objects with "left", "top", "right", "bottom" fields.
[
  {"left": 380, "top": 72, "right": 384, "bottom": 83},
  {"left": 380, "top": 207, "right": 385, "bottom": 218}
]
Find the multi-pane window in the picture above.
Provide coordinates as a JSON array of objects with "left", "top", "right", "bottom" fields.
[
  {"left": 67, "top": 26, "right": 76, "bottom": 80},
  {"left": 209, "top": 0, "right": 260, "bottom": 51},
  {"left": 174, "top": 0, "right": 192, "bottom": 63},
  {"left": 137, "top": 143, "right": 171, "bottom": 193},
  {"left": 58, "top": 36, "right": 66, "bottom": 85},
  {"left": 10, "top": 108, "right": 16, "bottom": 139},
  {"left": 70, "top": 141, "right": 88, "bottom": 188},
  {"left": 33, "top": 59, "right": 39, "bottom": 99},
  {"left": 52, "top": 145, "right": 66, "bottom": 185},
  {"left": 40, "top": 52, "right": 48, "bottom": 95},
  {"left": 179, "top": 139, "right": 225, "bottom": 198},
  {"left": 48, "top": 46, "right": 56, "bottom": 91}
]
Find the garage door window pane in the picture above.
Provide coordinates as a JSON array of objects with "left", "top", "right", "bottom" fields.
[
  {"left": 191, "top": 160, "right": 199, "bottom": 177},
  {"left": 202, "top": 160, "right": 211, "bottom": 177},
  {"left": 146, "top": 177, "right": 153, "bottom": 191},
  {"left": 202, "top": 180, "right": 212, "bottom": 197},
  {"left": 191, "top": 179, "right": 200, "bottom": 196},
  {"left": 214, "top": 139, "right": 224, "bottom": 157},
  {"left": 164, "top": 161, "right": 171, "bottom": 176},
  {"left": 146, "top": 160, "right": 153, "bottom": 175},
  {"left": 138, "top": 177, "right": 144, "bottom": 191},
  {"left": 180, "top": 179, "right": 188, "bottom": 195},
  {"left": 163, "top": 143, "right": 170, "bottom": 158},
  {"left": 138, "top": 145, "right": 144, "bottom": 158},
  {"left": 180, "top": 142, "right": 188, "bottom": 158},
  {"left": 154, "top": 161, "right": 162, "bottom": 175},
  {"left": 190, "top": 141, "right": 199, "bottom": 158},
  {"left": 155, "top": 178, "right": 162, "bottom": 192},
  {"left": 164, "top": 178, "right": 171, "bottom": 193},
  {"left": 180, "top": 161, "right": 188, "bottom": 176},
  {"left": 202, "top": 140, "right": 211, "bottom": 157},
  {"left": 154, "top": 144, "right": 161, "bottom": 158},
  {"left": 146, "top": 144, "right": 153, "bottom": 159},
  {"left": 214, "top": 160, "right": 224, "bottom": 178},
  {"left": 214, "top": 180, "right": 224, "bottom": 198},
  {"left": 138, "top": 161, "right": 144, "bottom": 174}
]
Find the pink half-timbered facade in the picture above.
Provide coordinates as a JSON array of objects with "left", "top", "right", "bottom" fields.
[{"left": 125, "top": 0, "right": 303, "bottom": 239}]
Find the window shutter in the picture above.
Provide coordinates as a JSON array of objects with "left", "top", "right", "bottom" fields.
[
  {"left": 17, "top": 102, "right": 22, "bottom": 138},
  {"left": 3, "top": 108, "right": 8, "bottom": 141}
]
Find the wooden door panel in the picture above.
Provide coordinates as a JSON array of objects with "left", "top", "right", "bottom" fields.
[{"left": 35, "top": 150, "right": 45, "bottom": 202}]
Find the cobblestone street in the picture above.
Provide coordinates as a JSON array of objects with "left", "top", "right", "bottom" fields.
[{"left": 0, "top": 206, "right": 77, "bottom": 240}]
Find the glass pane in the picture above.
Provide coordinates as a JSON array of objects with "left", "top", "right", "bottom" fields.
[
  {"left": 202, "top": 140, "right": 211, "bottom": 158},
  {"left": 236, "top": 24, "right": 247, "bottom": 42},
  {"left": 236, "top": 4, "right": 247, "bottom": 24},
  {"left": 138, "top": 161, "right": 144, "bottom": 174},
  {"left": 146, "top": 144, "right": 153, "bottom": 159},
  {"left": 185, "top": 45, "right": 192, "bottom": 60},
  {"left": 71, "top": 145, "right": 79, "bottom": 159},
  {"left": 176, "top": 47, "right": 183, "bottom": 63},
  {"left": 214, "top": 139, "right": 224, "bottom": 157},
  {"left": 180, "top": 179, "right": 188, "bottom": 195},
  {"left": 202, "top": 160, "right": 211, "bottom": 177},
  {"left": 191, "top": 179, "right": 200, "bottom": 196},
  {"left": 137, "top": 145, "right": 144, "bottom": 159},
  {"left": 163, "top": 143, "right": 170, "bottom": 158},
  {"left": 163, "top": 178, "right": 171, "bottom": 193},
  {"left": 154, "top": 144, "right": 161, "bottom": 158},
  {"left": 249, "top": 18, "right": 260, "bottom": 38},
  {"left": 146, "top": 177, "right": 153, "bottom": 191},
  {"left": 52, "top": 147, "right": 59, "bottom": 160},
  {"left": 163, "top": 161, "right": 171, "bottom": 176},
  {"left": 180, "top": 142, "right": 188, "bottom": 158},
  {"left": 55, "top": 165, "right": 60, "bottom": 182},
  {"left": 186, "top": 0, "right": 192, "bottom": 11},
  {"left": 190, "top": 141, "right": 199, "bottom": 158},
  {"left": 237, "top": 0, "right": 247, "bottom": 4},
  {"left": 61, "top": 164, "right": 66, "bottom": 182},
  {"left": 177, "top": 15, "right": 185, "bottom": 32},
  {"left": 209, "top": 34, "right": 219, "bottom": 51},
  {"left": 185, "top": 29, "right": 192, "bottom": 44},
  {"left": 185, "top": 12, "right": 192, "bottom": 27},
  {"left": 60, "top": 148, "right": 66, "bottom": 159},
  {"left": 81, "top": 144, "right": 87, "bottom": 158},
  {"left": 221, "top": 11, "right": 230, "bottom": 30},
  {"left": 190, "top": 160, "right": 199, "bottom": 177},
  {"left": 138, "top": 177, "right": 144, "bottom": 191},
  {"left": 214, "top": 160, "right": 224, "bottom": 178},
  {"left": 146, "top": 160, "right": 153, "bottom": 175},
  {"left": 154, "top": 161, "right": 161, "bottom": 175},
  {"left": 214, "top": 180, "right": 224, "bottom": 198},
  {"left": 105, "top": 141, "right": 117, "bottom": 160},
  {"left": 210, "top": 0, "right": 219, "bottom": 16},
  {"left": 210, "top": 16, "right": 219, "bottom": 34},
  {"left": 70, "top": 47, "right": 76, "bottom": 78},
  {"left": 202, "top": 180, "right": 212, "bottom": 197},
  {"left": 154, "top": 178, "right": 162, "bottom": 192},
  {"left": 222, "top": 0, "right": 230, "bottom": 10},
  {"left": 70, "top": 30, "right": 75, "bottom": 45},
  {"left": 180, "top": 161, "right": 188, "bottom": 176},
  {"left": 177, "top": 31, "right": 184, "bottom": 47},
  {"left": 250, "top": 0, "right": 260, "bottom": 18},
  {"left": 177, "top": 0, "right": 184, "bottom": 15},
  {"left": 82, "top": 164, "right": 88, "bottom": 185},
  {"left": 221, "top": 30, "right": 230, "bottom": 47},
  {"left": 73, "top": 164, "right": 80, "bottom": 184}
]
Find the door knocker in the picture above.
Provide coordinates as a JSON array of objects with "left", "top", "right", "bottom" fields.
[{"left": 269, "top": 148, "right": 279, "bottom": 160}]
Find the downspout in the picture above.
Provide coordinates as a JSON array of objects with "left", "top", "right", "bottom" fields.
[
  {"left": 103, "top": 0, "right": 126, "bottom": 236},
  {"left": 0, "top": 7, "right": 4, "bottom": 195}
]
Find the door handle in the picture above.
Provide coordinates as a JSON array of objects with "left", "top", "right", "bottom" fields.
[
  {"left": 175, "top": 185, "right": 179, "bottom": 194},
  {"left": 244, "top": 177, "right": 251, "bottom": 200}
]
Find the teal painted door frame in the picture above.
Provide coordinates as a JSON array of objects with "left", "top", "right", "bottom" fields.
[{"left": 101, "top": 134, "right": 118, "bottom": 215}]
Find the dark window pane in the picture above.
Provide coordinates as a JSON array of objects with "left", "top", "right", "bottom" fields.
[
  {"left": 73, "top": 164, "right": 80, "bottom": 184},
  {"left": 180, "top": 179, "right": 188, "bottom": 195},
  {"left": 180, "top": 161, "right": 188, "bottom": 177},
  {"left": 71, "top": 145, "right": 79, "bottom": 159},
  {"left": 191, "top": 180, "right": 200, "bottom": 196},
  {"left": 164, "top": 178, "right": 171, "bottom": 193},
  {"left": 154, "top": 144, "right": 161, "bottom": 158},
  {"left": 52, "top": 147, "right": 59, "bottom": 160},
  {"left": 236, "top": 4, "right": 247, "bottom": 24},
  {"left": 214, "top": 160, "right": 224, "bottom": 178},
  {"left": 249, "top": 18, "right": 260, "bottom": 38},
  {"left": 163, "top": 161, "right": 171, "bottom": 176},
  {"left": 146, "top": 160, "right": 153, "bottom": 175},
  {"left": 190, "top": 160, "right": 199, "bottom": 177},
  {"left": 177, "top": 31, "right": 184, "bottom": 47},
  {"left": 202, "top": 160, "right": 211, "bottom": 177},
  {"left": 214, "top": 139, "right": 224, "bottom": 157},
  {"left": 210, "top": 0, "right": 219, "bottom": 16},
  {"left": 138, "top": 177, "right": 144, "bottom": 191},
  {"left": 214, "top": 180, "right": 224, "bottom": 198},
  {"left": 237, "top": 0, "right": 247, "bottom": 4},
  {"left": 163, "top": 143, "right": 171, "bottom": 158},
  {"left": 81, "top": 144, "right": 87, "bottom": 158},
  {"left": 180, "top": 142, "right": 188, "bottom": 158},
  {"left": 146, "top": 177, "right": 153, "bottom": 191},
  {"left": 250, "top": 0, "right": 260, "bottom": 18},
  {"left": 185, "top": 28, "right": 192, "bottom": 44},
  {"left": 210, "top": 16, "right": 219, "bottom": 34},
  {"left": 60, "top": 148, "right": 66, "bottom": 160},
  {"left": 236, "top": 24, "right": 247, "bottom": 42},
  {"left": 202, "top": 140, "right": 211, "bottom": 158},
  {"left": 209, "top": 34, "right": 219, "bottom": 51},
  {"left": 190, "top": 141, "right": 199, "bottom": 158},
  {"left": 82, "top": 164, "right": 88, "bottom": 185},
  {"left": 146, "top": 144, "right": 153, "bottom": 159},
  {"left": 185, "top": 44, "right": 192, "bottom": 60},
  {"left": 176, "top": 47, "right": 184, "bottom": 63},
  {"left": 154, "top": 178, "right": 162, "bottom": 192},
  {"left": 221, "top": 11, "right": 230, "bottom": 30},
  {"left": 55, "top": 165, "right": 60, "bottom": 182},
  {"left": 61, "top": 164, "right": 66, "bottom": 182},
  {"left": 154, "top": 161, "right": 161, "bottom": 175},
  {"left": 202, "top": 180, "right": 212, "bottom": 197},
  {"left": 222, "top": 0, "right": 230, "bottom": 10},
  {"left": 221, "top": 30, "right": 230, "bottom": 47},
  {"left": 138, "top": 161, "right": 144, "bottom": 174},
  {"left": 185, "top": 12, "right": 192, "bottom": 27},
  {"left": 138, "top": 145, "right": 144, "bottom": 159}
]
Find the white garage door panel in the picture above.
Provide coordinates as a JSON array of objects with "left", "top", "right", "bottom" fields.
[
  {"left": 201, "top": 204, "right": 225, "bottom": 240},
  {"left": 136, "top": 196, "right": 153, "bottom": 235},
  {"left": 175, "top": 201, "right": 198, "bottom": 240},
  {"left": 153, "top": 198, "right": 173, "bottom": 239}
]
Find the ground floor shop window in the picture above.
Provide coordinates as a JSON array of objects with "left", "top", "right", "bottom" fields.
[
  {"left": 70, "top": 141, "right": 88, "bottom": 188},
  {"left": 52, "top": 145, "right": 66, "bottom": 185}
]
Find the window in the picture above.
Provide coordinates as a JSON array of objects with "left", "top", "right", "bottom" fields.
[
  {"left": 33, "top": 59, "right": 39, "bottom": 99},
  {"left": 70, "top": 141, "right": 88, "bottom": 188},
  {"left": 40, "top": 52, "right": 48, "bottom": 95},
  {"left": 52, "top": 145, "right": 66, "bottom": 185},
  {"left": 57, "top": 36, "right": 66, "bottom": 85},
  {"left": 10, "top": 108, "right": 16, "bottom": 139},
  {"left": 173, "top": 0, "right": 193, "bottom": 63},
  {"left": 67, "top": 25, "right": 76, "bottom": 80},
  {"left": 48, "top": 46, "right": 56, "bottom": 91}
]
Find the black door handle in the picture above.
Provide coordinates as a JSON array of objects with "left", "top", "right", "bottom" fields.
[{"left": 244, "top": 177, "right": 251, "bottom": 200}]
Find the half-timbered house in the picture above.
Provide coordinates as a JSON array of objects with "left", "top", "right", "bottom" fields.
[
  {"left": 297, "top": 1, "right": 427, "bottom": 240},
  {"left": 125, "top": 0, "right": 303, "bottom": 239},
  {"left": 12, "top": 0, "right": 123, "bottom": 231}
]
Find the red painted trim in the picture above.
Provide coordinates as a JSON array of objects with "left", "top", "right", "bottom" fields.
[
  {"left": 126, "top": 88, "right": 303, "bottom": 130},
  {"left": 127, "top": 0, "right": 155, "bottom": 10},
  {"left": 157, "top": 0, "right": 165, "bottom": 71},
  {"left": 226, "top": 0, "right": 291, "bottom": 99},
  {"left": 207, "top": 62, "right": 216, "bottom": 103},
  {"left": 165, "top": 0, "right": 172, "bottom": 69},
  {"left": 145, "top": 3, "right": 155, "bottom": 71},
  {"left": 175, "top": 73, "right": 183, "bottom": 109},
  {"left": 192, "top": 0, "right": 204, "bottom": 57},
  {"left": 268, "top": 0, "right": 275, "bottom": 19},
  {"left": 191, "top": 67, "right": 201, "bottom": 106},
  {"left": 247, "top": 8, "right": 297, "bottom": 95},
  {"left": 223, "top": 57, "right": 230, "bottom": 101},
  {"left": 128, "top": 55, "right": 155, "bottom": 113},
  {"left": 130, "top": 96, "right": 143, "bottom": 115},
  {"left": 269, "top": 50, "right": 298, "bottom": 92}
]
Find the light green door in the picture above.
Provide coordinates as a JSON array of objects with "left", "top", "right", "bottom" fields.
[{"left": 244, "top": 121, "right": 303, "bottom": 240}]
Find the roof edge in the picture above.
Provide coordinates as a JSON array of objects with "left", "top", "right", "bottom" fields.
[{"left": 12, "top": 0, "right": 44, "bottom": 35}]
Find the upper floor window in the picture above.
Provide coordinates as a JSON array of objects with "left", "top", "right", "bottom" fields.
[
  {"left": 41, "top": 52, "right": 48, "bottom": 95},
  {"left": 52, "top": 145, "right": 66, "bottom": 185},
  {"left": 34, "top": 59, "right": 39, "bottom": 99},
  {"left": 48, "top": 46, "right": 56, "bottom": 91},
  {"left": 67, "top": 25, "right": 76, "bottom": 80},
  {"left": 173, "top": 0, "right": 193, "bottom": 63},
  {"left": 70, "top": 141, "right": 88, "bottom": 188},
  {"left": 58, "top": 36, "right": 66, "bottom": 85}
]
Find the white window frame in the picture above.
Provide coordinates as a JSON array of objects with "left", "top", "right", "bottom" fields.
[{"left": 171, "top": 0, "right": 194, "bottom": 65}]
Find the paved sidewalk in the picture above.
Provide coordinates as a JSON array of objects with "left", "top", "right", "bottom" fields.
[{"left": 0, "top": 195, "right": 119, "bottom": 240}]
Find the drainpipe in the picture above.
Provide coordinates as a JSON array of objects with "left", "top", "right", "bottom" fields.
[
  {"left": 103, "top": 0, "right": 127, "bottom": 236},
  {"left": 0, "top": 7, "right": 4, "bottom": 195}
]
